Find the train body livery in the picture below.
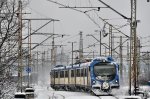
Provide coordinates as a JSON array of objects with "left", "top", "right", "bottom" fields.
[{"left": 50, "top": 56, "right": 120, "bottom": 95}]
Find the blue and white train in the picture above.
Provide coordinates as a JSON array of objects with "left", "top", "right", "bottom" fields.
[{"left": 50, "top": 56, "right": 120, "bottom": 95}]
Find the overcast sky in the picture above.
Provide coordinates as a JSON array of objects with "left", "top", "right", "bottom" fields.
[{"left": 25, "top": 0, "right": 150, "bottom": 56}]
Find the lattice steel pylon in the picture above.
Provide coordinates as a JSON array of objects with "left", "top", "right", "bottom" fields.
[
  {"left": 79, "top": 31, "right": 83, "bottom": 60},
  {"left": 129, "top": 0, "right": 138, "bottom": 95}
]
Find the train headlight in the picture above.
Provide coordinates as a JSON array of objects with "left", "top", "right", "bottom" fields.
[
  {"left": 102, "top": 82, "right": 109, "bottom": 89},
  {"left": 116, "top": 80, "right": 118, "bottom": 83},
  {"left": 92, "top": 80, "right": 96, "bottom": 84}
]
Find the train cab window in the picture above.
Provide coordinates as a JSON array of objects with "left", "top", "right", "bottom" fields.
[
  {"left": 71, "top": 70, "right": 74, "bottom": 77},
  {"left": 65, "top": 70, "right": 68, "bottom": 77},
  {"left": 60, "top": 71, "right": 64, "bottom": 78}
]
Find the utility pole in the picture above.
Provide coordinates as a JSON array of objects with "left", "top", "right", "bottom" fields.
[
  {"left": 50, "top": 22, "right": 66, "bottom": 68},
  {"left": 72, "top": 42, "right": 73, "bottom": 66},
  {"left": 112, "top": 34, "right": 115, "bottom": 58},
  {"left": 105, "top": 47, "right": 107, "bottom": 57},
  {"left": 100, "top": 31, "right": 102, "bottom": 56},
  {"left": 109, "top": 25, "right": 112, "bottom": 57},
  {"left": 22, "top": 18, "right": 59, "bottom": 69},
  {"left": 36, "top": 51, "right": 39, "bottom": 85},
  {"left": 29, "top": 20, "right": 32, "bottom": 85},
  {"left": 27, "top": 19, "right": 32, "bottom": 87},
  {"left": 68, "top": 42, "right": 76, "bottom": 67},
  {"left": 120, "top": 36, "right": 123, "bottom": 80},
  {"left": 60, "top": 47, "right": 64, "bottom": 65},
  {"left": 93, "top": 51, "right": 95, "bottom": 58},
  {"left": 87, "top": 30, "right": 108, "bottom": 57},
  {"left": 147, "top": 52, "right": 150, "bottom": 80},
  {"left": 148, "top": 53, "right": 150, "bottom": 80},
  {"left": 32, "top": 54, "right": 35, "bottom": 84},
  {"left": 94, "top": 30, "right": 102, "bottom": 56},
  {"left": 18, "top": 0, "right": 23, "bottom": 92},
  {"left": 0, "top": 5, "right": 1, "bottom": 69},
  {"left": 42, "top": 51, "right": 45, "bottom": 84},
  {"left": 127, "top": 42, "right": 130, "bottom": 74},
  {"left": 51, "top": 21, "right": 56, "bottom": 68},
  {"left": 27, "top": 20, "right": 30, "bottom": 87}
]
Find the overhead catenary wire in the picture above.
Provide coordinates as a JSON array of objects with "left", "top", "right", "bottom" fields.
[
  {"left": 46, "top": 0, "right": 131, "bottom": 57},
  {"left": 93, "top": 10, "right": 130, "bottom": 37},
  {"left": 47, "top": 0, "right": 102, "bottom": 29},
  {"left": 47, "top": 0, "right": 130, "bottom": 38},
  {"left": 97, "top": 0, "right": 130, "bottom": 20}
]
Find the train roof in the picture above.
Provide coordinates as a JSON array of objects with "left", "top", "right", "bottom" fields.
[
  {"left": 52, "top": 62, "right": 91, "bottom": 70},
  {"left": 51, "top": 56, "right": 116, "bottom": 70},
  {"left": 53, "top": 65, "right": 66, "bottom": 70},
  {"left": 66, "top": 62, "right": 91, "bottom": 69},
  {"left": 92, "top": 56, "right": 114, "bottom": 62}
]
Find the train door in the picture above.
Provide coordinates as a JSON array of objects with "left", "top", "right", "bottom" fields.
[
  {"left": 80, "top": 68, "right": 84, "bottom": 86},
  {"left": 54, "top": 71, "right": 58, "bottom": 85},
  {"left": 87, "top": 67, "right": 91, "bottom": 87},
  {"left": 76, "top": 69, "right": 80, "bottom": 86},
  {"left": 83, "top": 68, "right": 86, "bottom": 87},
  {"left": 84, "top": 67, "right": 88, "bottom": 88},
  {"left": 60, "top": 70, "right": 64, "bottom": 85},
  {"left": 69, "top": 69, "right": 71, "bottom": 86},
  {"left": 58, "top": 70, "right": 60, "bottom": 85},
  {"left": 63, "top": 70, "right": 65, "bottom": 85},
  {"left": 79, "top": 69, "right": 81, "bottom": 85},
  {"left": 75, "top": 68, "right": 76, "bottom": 87},
  {"left": 64, "top": 70, "right": 69, "bottom": 85},
  {"left": 71, "top": 69, "right": 75, "bottom": 86}
]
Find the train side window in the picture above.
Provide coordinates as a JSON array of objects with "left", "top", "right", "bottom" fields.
[
  {"left": 84, "top": 68, "right": 87, "bottom": 77},
  {"left": 65, "top": 70, "right": 68, "bottom": 77},
  {"left": 58, "top": 71, "right": 60, "bottom": 78},
  {"left": 71, "top": 70, "right": 74, "bottom": 77},
  {"left": 55, "top": 71, "right": 58, "bottom": 78},
  {"left": 60, "top": 71, "right": 64, "bottom": 78},
  {"left": 76, "top": 69, "right": 77, "bottom": 76},
  {"left": 81, "top": 69, "right": 83, "bottom": 77},
  {"left": 76, "top": 69, "right": 80, "bottom": 77}
]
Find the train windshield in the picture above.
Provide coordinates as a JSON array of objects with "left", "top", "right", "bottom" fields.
[{"left": 94, "top": 63, "right": 116, "bottom": 81}]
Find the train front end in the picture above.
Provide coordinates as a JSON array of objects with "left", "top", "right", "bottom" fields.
[{"left": 90, "top": 57, "right": 119, "bottom": 95}]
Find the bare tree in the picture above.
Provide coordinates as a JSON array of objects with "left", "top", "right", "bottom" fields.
[
  {"left": 0, "top": 0, "right": 19, "bottom": 74},
  {"left": 0, "top": 0, "right": 28, "bottom": 98}
]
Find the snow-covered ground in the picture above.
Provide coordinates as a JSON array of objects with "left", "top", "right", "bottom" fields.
[
  {"left": 34, "top": 85, "right": 121, "bottom": 99},
  {"left": 33, "top": 84, "right": 150, "bottom": 99},
  {"left": 34, "top": 85, "right": 99, "bottom": 99},
  {"left": 33, "top": 85, "right": 128, "bottom": 99}
]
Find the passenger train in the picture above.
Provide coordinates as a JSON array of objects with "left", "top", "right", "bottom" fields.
[{"left": 50, "top": 56, "right": 120, "bottom": 95}]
